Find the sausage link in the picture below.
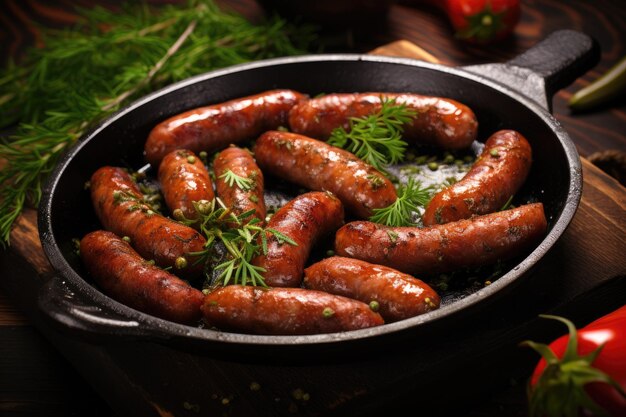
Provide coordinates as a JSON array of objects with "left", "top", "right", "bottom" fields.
[
  {"left": 201, "top": 285, "right": 384, "bottom": 335},
  {"left": 253, "top": 130, "right": 396, "bottom": 219},
  {"left": 288, "top": 92, "right": 478, "bottom": 150},
  {"left": 90, "top": 166, "right": 206, "bottom": 275},
  {"left": 145, "top": 89, "right": 307, "bottom": 167},
  {"left": 80, "top": 230, "right": 204, "bottom": 324},
  {"left": 423, "top": 130, "right": 532, "bottom": 226},
  {"left": 213, "top": 146, "right": 266, "bottom": 225},
  {"left": 335, "top": 203, "right": 547, "bottom": 275},
  {"left": 158, "top": 149, "right": 214, "bottom": 221},
  {"left": 252, "top": 191, "right": 344, "bottom": 287},
  {"left": 304, "top": 257, "right": 440, "bottom": 322}
]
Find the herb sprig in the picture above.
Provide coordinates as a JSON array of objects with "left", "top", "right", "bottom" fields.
[
  {"left": 183, "top": 198, "right": 296, "bottom": 288},
  {"left": 369, "top": 178, "right": 434, "bottom": 227},
  {"left": 218, "top": 169, "right": 254, "bottom": 191},
  {"left": 0, "top": 0, "right": 315, "bottom": 246},
  {"left": 327, "top": 98, "right": 417, "bottom": 172}
]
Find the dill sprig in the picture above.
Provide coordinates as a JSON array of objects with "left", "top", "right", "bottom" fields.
[
  {"left": 327, "top": 98, "right": 417, "bottom": 172},
  {"left": 183, "top": 198, "right": 296, "bottom": 288},
  {"left": 218, "top": 169, "right": 254, "bottom": 191},
  {"left": 369, "top": 178, "right": 434, "bottom": 227},
  {"left": 0, "top": 0, "right": 316, "bottom": 246}
]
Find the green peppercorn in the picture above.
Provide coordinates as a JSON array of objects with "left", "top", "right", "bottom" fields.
[
  {"left": 173, "top": 208, "right": 185, "bottom": 220},
  {"left": 175, "top": 257, "right": 188, "bottom": 269}
]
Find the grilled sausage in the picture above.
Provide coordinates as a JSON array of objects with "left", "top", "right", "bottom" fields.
[
  {"left": 423, "top": 130, "right": 532, "bottom": 226},
  {"left": 213, "top": 146, "right": 266, "bottom": 225},
  {"left": 252, "top": 191, "right": 344, "bottom": 287},
  {"left": 90, "top": 166, "right": 206, "bottom": 275},
  {"left": 201, "top": 285, "right": 384, "bottom": 335},
  {"left": 158, "top": 149, "right": 214, "bottom": 221},
  {"left": 304, "top": 257, "right": 440, "bottom": 322},
  {"left": 253, "top": 131, "right": 396, "bottom": 219},
  {"left": 288, "top": 92, "right": 478, "bottom": 150},
  {"left": 335, "top": 203, "right": 547, "bottom": 275},
  {"left": 145, "top": 89, "right": 307, "bottom": 167},
  {"left": 80, "top": 230, "right": 204, "bottom": 324}
]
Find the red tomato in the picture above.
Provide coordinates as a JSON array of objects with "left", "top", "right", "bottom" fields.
[
  {"left": 443, "top": 0, "right": 521, "bottom": 44},
  {"left": 525, "top": 305, "right": 626, "bottom": 417}
]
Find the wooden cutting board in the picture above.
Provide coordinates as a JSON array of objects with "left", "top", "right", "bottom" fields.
[{"left": 1, "top": 40, "right": 625, "bottom": 417}]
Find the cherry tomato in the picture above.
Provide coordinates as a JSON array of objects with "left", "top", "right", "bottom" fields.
[
  {"left": 443, "top": 0, "right": 521, "bottom": 44},
  {"left": 524, "top": 305, "right": 626, "bottom": 417}
]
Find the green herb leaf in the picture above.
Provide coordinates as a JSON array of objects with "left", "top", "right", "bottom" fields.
[
  {"left": 369, "top": 178, "right": 434, "bottom": 227},
  {"left": 219, "top": 169, "right": 254, "bottom": 191},
  {"left": 327, "top": 97, "right": 416, "bottom": 173},
  {"left": 182, "top": 198, "right": 296, "bottom": 288},
  {"left": 0, "top": 0, "right": 316, "bottom": 246}
]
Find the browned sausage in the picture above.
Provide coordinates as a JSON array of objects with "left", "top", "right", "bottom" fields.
[
  {"left": 335, "top": 203, "right": 547, "bottom": 275},
  {"left": 90, "top": 166, "right": 206, "bottom": 275},
  {"left": 80, "top": 230, "right": 204, "bottom": 324},
  {"left": 423, "top": 130, "right": 532, "bottom": 226},
  {"left": 213, "top": 146, "right": 266, "bottom": 225},
  {"left": 304, "top": 257, "right": 440, "bottom": 322},
  {"left": 145, "top": 89, "right": 307, "bottom": 167},
  {"left": 252, "top": 191, "right": 344, "bottom": 287},
  {"left": 158, "top": 149, "right": 214, "bottom": 221},
  {"left": 253, "top": 130, "right": 396, "bottom": 219},
  {"left": 288, "top": 92, "right": 478, "bottom": 150},
  {"left": 201, "top": 285, "right": 384, "bottom": 335}
]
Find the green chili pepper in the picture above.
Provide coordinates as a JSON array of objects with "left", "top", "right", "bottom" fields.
[{"left": 568, "top": 56, "right": 626, "bottom": 112}]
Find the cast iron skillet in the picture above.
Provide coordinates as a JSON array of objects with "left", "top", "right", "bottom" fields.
[{"left": 38, "top": 30, "right": 599, "bottom": 350}]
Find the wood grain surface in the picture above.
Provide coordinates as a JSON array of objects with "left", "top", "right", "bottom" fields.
[{"left": 0, "top": 1, "right": 625, "bottom": 416}]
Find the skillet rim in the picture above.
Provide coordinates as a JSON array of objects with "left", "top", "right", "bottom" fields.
[{"left": 38, "top": 53, "right": 582, "bottom": 346}]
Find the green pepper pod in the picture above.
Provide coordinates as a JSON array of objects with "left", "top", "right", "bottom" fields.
[{"left": 568, "top": 56, "right": 626, "bottom": 112}]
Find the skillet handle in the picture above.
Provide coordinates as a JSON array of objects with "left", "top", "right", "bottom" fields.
[
  {"left": 38, "top": 274, "right": 176, "bottom": 343},
  {"left": 463, "top": 30, "right": 600, "bottom": 112}
]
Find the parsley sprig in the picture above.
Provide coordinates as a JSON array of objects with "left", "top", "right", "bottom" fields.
[
  {"left": 327, "top": 98, "right": 417, "bottom": 172},
  {"left": 183, "top": 198, "right": 296, "bottom": 287},
  {"left": 369, "top": 178, "right": 434, "bottom": 227}
]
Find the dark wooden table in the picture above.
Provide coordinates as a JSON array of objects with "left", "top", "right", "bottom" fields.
[{"left": 1, "top": 1, "right": 624, "bottom": 416}]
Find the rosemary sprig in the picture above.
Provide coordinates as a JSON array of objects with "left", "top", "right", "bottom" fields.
[
  {"left": 0, "top": 0, "right": 316, "bottom": 246},
  {"left": 184, "top": 198, "right": 297, "bottom": 288},
  {"left": 327, "top": 98, "right": 417, "bottom": 172},
  {"left": 369, "top": 178, "right": 434, "bottom": 227}
]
